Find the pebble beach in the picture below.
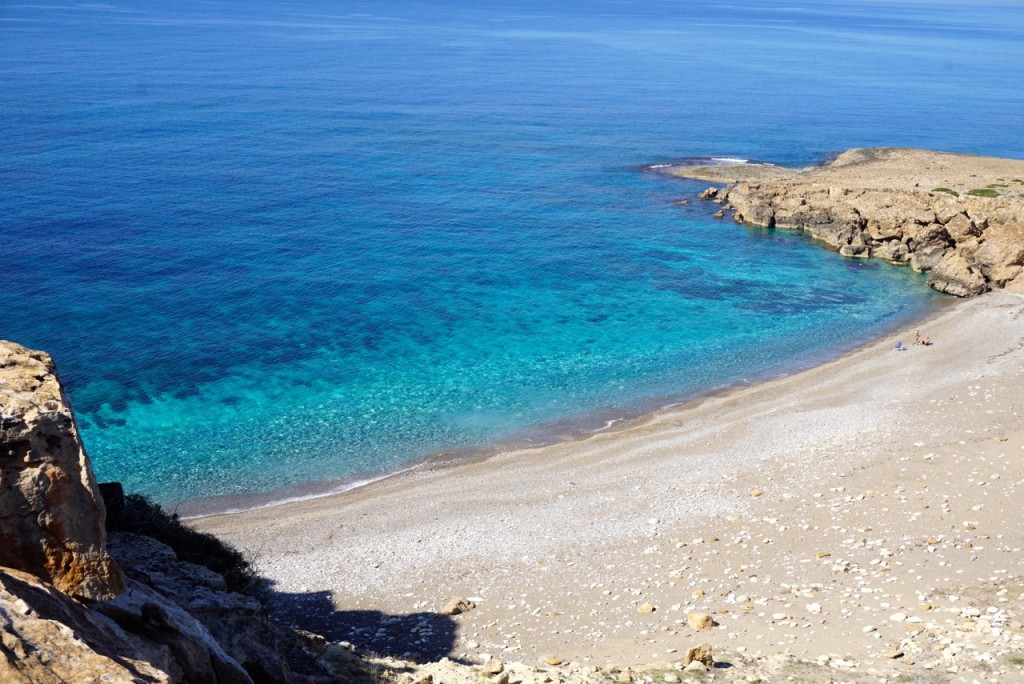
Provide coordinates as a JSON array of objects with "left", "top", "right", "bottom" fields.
[{"left": 196, "top": 291, "right": 1024, "bottom": 682}]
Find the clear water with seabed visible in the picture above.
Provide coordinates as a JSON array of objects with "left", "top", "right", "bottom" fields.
[{"left": 2, "top": 0, "right": 1022, "bottom": 507}]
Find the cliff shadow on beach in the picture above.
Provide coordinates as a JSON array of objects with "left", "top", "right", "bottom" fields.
[{"left": 266, "top": 587, "right": 463, "bottom": 664}]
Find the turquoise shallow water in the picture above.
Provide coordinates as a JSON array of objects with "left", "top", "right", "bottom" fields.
[{"left": 2, "top": 1, "right": 1022, "bottom": 506}]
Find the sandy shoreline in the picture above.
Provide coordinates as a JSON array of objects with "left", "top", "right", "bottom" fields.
[
  {"left": 178, "top": 300, "right": 948, "bottom": 520},
  {"left": 196, "top": 291, "right": 1024, "bottom": 681}
]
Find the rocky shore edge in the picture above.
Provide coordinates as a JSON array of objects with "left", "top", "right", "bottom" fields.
[{"left": 656, "top": 148, "right": 1024, "bottom": 298}]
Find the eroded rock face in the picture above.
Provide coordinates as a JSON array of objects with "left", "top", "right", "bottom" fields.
[
  {"left": 927, "top": 252, "right": 987, "bottom": 297},
  {"left": 0, "top": 535, "right": 340, "bottom": 684},
  {"left": 0, "top": 564, "right": 256, "bottom": 684},
  {"left": 725, "top": 182, "right": 1013, "bottom": 294},
  {"left": 108, "top": 533, "right": 314, "bottom": 684},
  {"left": 0, "top": 567, "right": 168, "bottom": 684},
  {"left": 0, "top": 340, "right": 124, "bottom": 601}
]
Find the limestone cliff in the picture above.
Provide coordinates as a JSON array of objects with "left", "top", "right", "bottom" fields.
[
  {"left": 0, "top": 340, "right": 124, "bottom": 601},
  {"left": 663, "top": 148, "right": 1024, "bottom": 297}
]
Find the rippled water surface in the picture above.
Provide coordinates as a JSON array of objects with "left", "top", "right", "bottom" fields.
[{"left": 2, "top": 0, "right": 1022, "bottom": 505}]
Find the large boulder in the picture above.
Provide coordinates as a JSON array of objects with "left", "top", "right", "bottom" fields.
[
  {"left": 973, "top": 223, "right": 1024, "bottom": 284},
  {"left": 863, "top": 197, "right": 911, "bottom": 241},
  {"left": 838, "top": 230, "right": 871, "bottom": 258},
  {"left": 928, "top": 252, "right": 987, "bottom": 297},
  {"left": 0, "top": 341, "right": 124, "bottom": 601},
  {"left": 909, "top": 244, "right": 948, "bottom": 273},
  {"left": 877, "top": 239, "right": 910, "bottom": 263},
  {"left": 943, "top": 213, "right": 978, "bottom": 243},
  {"left": 932, "top": 197, "right": 966, "bottom": 226},
  {"left": 904, "top": 221, "right": 952, "bottom": 255}
]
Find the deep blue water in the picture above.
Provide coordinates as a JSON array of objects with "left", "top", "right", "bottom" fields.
[{"left": 2, "top": 0, "right": 1023, "bottom": 506}]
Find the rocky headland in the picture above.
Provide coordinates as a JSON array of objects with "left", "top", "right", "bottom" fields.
[{"left": 659, "top": 148, "right": 1024, "bottom": 298}]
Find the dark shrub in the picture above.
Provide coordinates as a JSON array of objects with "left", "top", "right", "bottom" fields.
[{"left": 105, "top": 489, "right": 262, "bottom": 596}]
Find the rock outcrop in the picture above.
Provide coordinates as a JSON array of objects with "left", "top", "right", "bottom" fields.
[
  {"left": 108, "top": 533, "right": 324, "bottom": 683},
  {"left": 0, "top": 340, "right": 338, "bottom": 683},
  {"left": 0, "top": 341, "right": 124, "bottom": 601},
  {"left": 0, "top": 533, "right": 346, "bottom": 684},
  {"left": 664, "top": 148, "right": 1024, "bottom": 297},
  {"left": 0, "top": 564, "right": 257, "bottom": 684},
  {"left": 0, "top": 567, "right": 169, "bottom": 683}
]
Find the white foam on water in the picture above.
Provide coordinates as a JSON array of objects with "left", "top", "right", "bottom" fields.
[
  {"left": 179, "top": 470, "right": 406, "bottom": 520},
  {"left": 595, "top": 417, "right": 625, "bottom": 432}
]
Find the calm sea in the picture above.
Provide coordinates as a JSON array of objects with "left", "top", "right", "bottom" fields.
[{"left": 2, "top": 0, "right": 1023, "bottom": 507}]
